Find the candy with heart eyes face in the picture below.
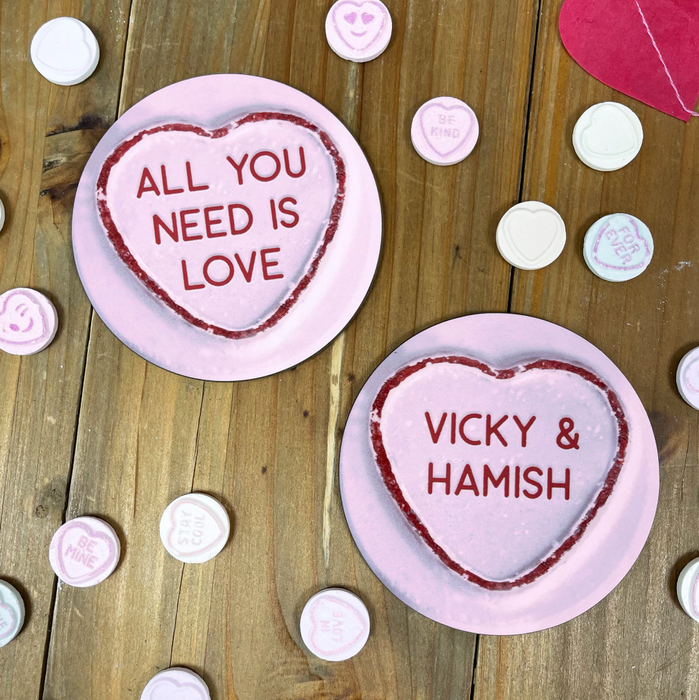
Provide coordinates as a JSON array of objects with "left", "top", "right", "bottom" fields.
[
  {"left": 140, "top": 667, "right": 211, "bottom": 700},
  {"left": 0, "top": 288, "right": 58, "bottom": 356},
  {"left": 0, "top": 580, "right": 25, "bottom": 648},
  {"left": 325, "top": 0, "right": 392, "bottom": 62}
]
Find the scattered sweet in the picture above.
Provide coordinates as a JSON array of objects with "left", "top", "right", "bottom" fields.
[
  {"left": 678, "top": 558, "right": 699, "bottom": 621},
  {"left": 583, "top": 213, "right": 653, "bottom": 282},
  {"left": 496, "top": 201, "right": 566, "bottom": 270},
  {"left": 140, "top": 667, "right": 211, "bottom": 700},
  {"left": 159, "top": 493, "right": 230, "bottom": 564},
  {"left": 49, "top": 516, "right": 121, "bottom": 587},
  {"left": 325, "top": 0, "right": 392, "bottom": 63},
  {"left": 572, "top": 102, "right": 643, "bottom": 171},
  {"left": 0, "top": 288, "right": 58, "bottom": 356},
  {"left": 410, "top": 96, "right": 479, "bottom": 166},
  {"left": 30, "top": 17, "right": 99, "bottom": 86},
  {"left": 0, "top": 196, "right": 5, "bottom": 232},
  {"left": 0, "top": 580, "right": 25, "bottom": 647},
  {"left": 300, "top": 588, "right": 370, "bottom": 661},
  {"left": 677, "top": 347, "right": 699, "bottom": 410}
]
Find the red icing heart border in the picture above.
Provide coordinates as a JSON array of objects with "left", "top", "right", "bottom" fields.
[
  {"left": 96, "top": 112, "right": 346, "bottom": 339},
  {"left": 370, "top": 355, "right": 629, "bottom": 591}
]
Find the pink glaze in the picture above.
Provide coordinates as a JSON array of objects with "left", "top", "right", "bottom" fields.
[
  {"left": 340, "top": 314, "right": 659, "bottom": 634},
  {"left": 72, "top": 75, "right": 381, "bottom": 381}
]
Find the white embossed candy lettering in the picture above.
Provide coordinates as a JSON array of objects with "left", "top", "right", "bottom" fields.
[
  {"left": 496, "top": 201, "right": 566, "bottom": 270},
  {"left": 677, "top": 347, "right": 699, "bottom": 410},
  {"left": 300, "top": 588, "right": 370, "bottom": 661},
  {"left": 326, "top": 0, "right": 392, "bottom": 62},
  {"left": 159, "top": 493, "right": 230, "bottom": 564},
  {"left": 0, "top": 580, "right": 25, "bottom": 647},
  {"left": 0, "top": 288, "right": 58, "bottom": 356},
  {"left": 677, "top": 558, "right": 699, "bottom": 622},
  {"left": 411, "top": 97, "right": 479, "bottom": 166},
  {"left": 583, "top": 214, "right": 653, "bottom": 282},
  {"left": 30, "top": 17, "right": 99, "bottom": 86},
  {"left": 141, "top": 668, "right": 211, "bottom": 700},
  {"left": 573, "top": 102, "right": 643, "bottom": 172},
  {"left": 49, "top": 516, "right": 121, "bottom": 587}
]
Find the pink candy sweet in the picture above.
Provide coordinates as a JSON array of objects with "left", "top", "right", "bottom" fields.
[
  {"left": 140, "top": 668, "right": 210, "bottom": 700},
  {"left": 325, "top": 0, "right": 392, "bottom": 63},
  {"left": 0, "top": 288, "right": 58, "bottom": 355}
]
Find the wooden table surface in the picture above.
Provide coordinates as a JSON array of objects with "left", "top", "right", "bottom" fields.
[{"left": 1, "top": 0, "right": 698, "bottom": 698}]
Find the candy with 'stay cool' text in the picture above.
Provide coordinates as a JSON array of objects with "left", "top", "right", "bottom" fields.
[
  {"left": 159, "top": 493, "right": 230, "bottom": 564},
  {"left": 49, "top": 516, "right": 121, "bottom": 587},
  {"left": 411, "top": 97, "right": 479, "bottom": 166},
  {"left": 0, "top": 580, "right": 25, "bottom": 647},
  {"left": 300, "top": 588, "right": 371, "bottom": 661},
  {"left": 583, "top": 214, "right": 653, "bottom": 282},
  {"left": 325, "top": 0, "right": 392, "bottom": 62},
  {"left": 140, "top": 667, "right": 211, "bottom": 700},
  {"left": 0, "top": 288, "right": 58, "bottom": 356}
]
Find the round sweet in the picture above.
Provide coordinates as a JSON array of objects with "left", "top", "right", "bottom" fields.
[
  {"left": 300, "top": 588, "right": 370, "bottom": 661},
  {"left": 677, "top": 558, "right": 699, "bottom": 622},
  {"left": 140, "top": 667, "right": 211, "bottom": 700},
  {"left": 573, "top": 102, "right": 643, "bottom": 172},
  {"left": 49, "top": 516, "right": 121, "bottom": 587},
  {"left": 496, "top": 201, "right": 566, "bottom": 270},
  {"left": 72, "top": 75, "right": 382, "bottom": 381},
  {"left": 0, "top": 196, "right": 5, "bottom": 232},
  {"left": 339, "top": 313, "right": 659, "bottom": 634},
  {"left": 677, "top": 347, "right": 699, "bottom": 410},
  {"left": 30, "top": 18, "right": 99, "bottom": 86},
  {"left": 410, "top": 97, "right": 479, "bottom": 166},
  {"left": 0, "top": 288, "right": 58, "bottom": 356},
  {"left": 159, "top": 493, "right": 230, "bottom": 564},
  {"left": 583, "top": 213, "right": 653, "bottom": 282},
  {"left": 0, "top": 580, "right": 25, "bottom": 647},
  {"left": 325, "top": 0, "right": 392, "bottom": 63}
]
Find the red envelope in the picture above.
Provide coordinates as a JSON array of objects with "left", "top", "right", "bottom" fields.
[{"left": 559, "top": 0, "right": 699, "bottom": 122}]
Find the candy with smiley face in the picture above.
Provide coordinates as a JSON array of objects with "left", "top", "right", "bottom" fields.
[
  {"left": 0, "top": 288, "right": 58, "bottom": 356},
  {"left": 325, "top": 0, "right": 392, "bottom": 62}
]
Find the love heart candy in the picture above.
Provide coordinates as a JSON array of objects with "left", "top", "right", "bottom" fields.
[
  {"left": 677, "top": 347, "right": 699, "bottom": 410},
  {"left": 49, "top": 516, "right": 121, "bottom": 587},
  {"left": 140, "top": 667, "right": 211, "bottom": 700},
  {"left": 0, "top": 580, "right": 25, "bottom": 647},
  {"left": 325, "top": 0, "right": 392, "bottom": 62},
  {"left": 677, "top": 558, "right": 699, "bottom": 622},
  {"left": 496, "top": 201, "right": 566, "bottom": 270},
  {"left": 159, "top": 493, "right": 230, "bottom": 564},
  {"left": 573, "top": 102, "right": 643, "bottom": 172},
  {"left": 30, "top": 17, "right": 99, "bottom": 86},
  {"left": 411, "top": 96, "right": 479, "bottom": 166},
  {"left": 300, "top": 588, "right": 370, "bottom": 661},
  {"left": 0, "top": 288, "right": 58, "bottom": 356},
  {"left": 0, "top": 196, "right": 5, "bottom": 232},
  {"left": 583, "top": 213, "right": 653, "bottom": 282}
]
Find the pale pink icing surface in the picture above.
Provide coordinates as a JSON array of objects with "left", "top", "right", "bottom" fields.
[
  {"left": 73, "top": 75, "right": 381, "bottom": 380},
  {"left": 340, "top": 314, "right": 659, "bottom": 634}
]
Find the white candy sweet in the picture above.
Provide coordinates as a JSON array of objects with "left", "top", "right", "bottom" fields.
[
  {"left": 30, "top": 17, "right": 100, "bottom": 86},
  {"left": 0, "top": 580, "right": 25, "bottom": 647},
  {"left": 300, "top": 588, "right": 370, "bottom": 661},
  {"left": 0, "top": 197, "right": 5, "bottom": 233},
  {"left": 677, "top": 558, "right": 699, "bottom": 621},
  {"left": 159, "top": 493, "right": 230, "bottom": 564},
  {"left": 583, "top": 213, "right": 653, "bottom": 282},
  {"left": 140, "top": 667, "right": 211, "bottom": 700},
  {"left": 573, "top": 102, "right": 643, "bottom": 172},
  {"left": 496, "top": 201, "right": 566, "bottom": 270},
  {"left": 677, "top": 347, "right": 699, "bottom": 411},
  {"left": 325, "top": 0, "right": 392, "bottom": 63},
  {"left": 0, "top": 288, "right": 58, "bottom": 356}
]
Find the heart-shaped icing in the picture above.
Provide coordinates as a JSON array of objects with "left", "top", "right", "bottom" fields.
[
  {"left": 502, "top": 208, "right": 561, "bottom": 265},
  {"left": 580, "top": 104, "right": 640, "bottom": 161},
  {"left": 55, "top": 521, "right": 118, "bottom": 586},
  {"left": 150, "top": 678, "right": 208, "bottom": 700},
  {"left": 591, "top": 215, "right": 651, "bottom": 272},
  {"left": 33, "top": 18, "right": 93, "bottom": 75},
  {"left": 0, "top": 591, "right": 17, "bottom": 642},
  {"left": 0, "top": 290, "right": 48, "bottom": 346},
  {"left": 166, "top": 499, "right": 225, "bottom": 558},
  {"left": 370, "top": 356, "right": 627, "bottom": 589},
  {"left": 309, "top": 595, "right": 367, "bottom": 656},
  {"left": 419, "top": 103, "right": 474, "bottom": 158},
  {"left": 332, "top": 1, "right": 387, "bottom": 51},
  {"left": 97, "top": 113, "right": 345, "bottom": 339}
]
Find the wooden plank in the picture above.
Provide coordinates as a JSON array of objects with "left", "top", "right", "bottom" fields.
[
  {"left": 41, "top": 1, "right": 540, "bottom": 699},
  {"left": 473, "top": 1, "right": 699, "bottom": 699},
  {"left": 0, "top": 2, "right": 131, "bottom": 699}
]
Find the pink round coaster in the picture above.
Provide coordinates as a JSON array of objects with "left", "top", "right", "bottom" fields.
[
  {"left": 49, "top": 516, "right": 121, "bottom": 587},
  {"left": 340, "top": 313, "right": 659, "bottom": 634},
  {"left": 0, "top": 288, "right": 58, "bottom": 355},
  {"left": 72, "top": 75, "right": 382, "bottom": 380}
]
